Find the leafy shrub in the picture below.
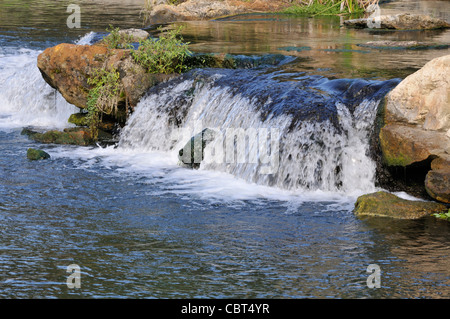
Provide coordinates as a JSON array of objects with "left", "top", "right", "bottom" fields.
[
  {"left": 102, "top": 25, "right": 135, "bottom": 49},
  {"left": 131, "top": 26, "right": 192, "bottom": 74}
]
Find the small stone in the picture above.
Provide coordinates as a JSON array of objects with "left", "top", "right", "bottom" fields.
[
  {"left": 27, "top": 148, "right": 50, "bottom": 161},
  {"left": 425, "top": 168, "right": 450, "bottom": 204}
]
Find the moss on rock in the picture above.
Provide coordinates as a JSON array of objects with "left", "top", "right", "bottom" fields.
[
  {"left": 27, "top": 148, "right": 50, "bottom": 160},
  {"left": 354, "top": 191, "right": 447, "bottom": 219}
]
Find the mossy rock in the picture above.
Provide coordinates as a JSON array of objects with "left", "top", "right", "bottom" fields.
[
  {"left": 178, "top": 128, "right": 216, "bottom": 169},
  {"left": 68, "top": 113, "right": 89, "bottom": 126},
  {"left": 27, "top": 148, "right": 50, "bottom": 160},
  {"left": 354, "top": 191, "right": 447, "bottom": 219},
  {"left": 22, "top": 127, "right": 94, "bottom": 146}
]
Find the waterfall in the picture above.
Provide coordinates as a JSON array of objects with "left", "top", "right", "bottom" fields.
[
  {"left": 118, "top": 68, "right": 399, "bottom": 193},
  {"left": 0, "top": 32, "right": 97, "bottom": 130}
]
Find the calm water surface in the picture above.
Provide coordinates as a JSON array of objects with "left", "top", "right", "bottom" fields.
[{"left": 0, "top": 0, "right": 449, "bottom": 299}]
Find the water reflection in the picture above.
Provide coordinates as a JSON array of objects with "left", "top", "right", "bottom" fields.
[{"left": 171, "top": 13, "right": 450, "bottom": 79}]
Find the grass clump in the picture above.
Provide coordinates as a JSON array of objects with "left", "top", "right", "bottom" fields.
[
  {"left": 102, "top": 25, "right": 135, "bottom": 49},
  {"left": 282, "top": 0, "right": 367, "bottom": 16},
  {"left": 86, "top": 26, "right": 191, "bottom": 140},
  {"left": 86, "top": 67, "right": 123, "bottom": 140},
  {"left": 132, "top": 26, "right": 192, "bottom": 74}
]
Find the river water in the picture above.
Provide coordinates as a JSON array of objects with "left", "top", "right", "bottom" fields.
[{"left": 0, "top": 0, "right": 449, "bottom": 299}]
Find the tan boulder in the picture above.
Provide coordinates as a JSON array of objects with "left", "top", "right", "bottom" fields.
[
  {"left": 37, "top": 43, "right": 174, "bottom": 111},
  {"left": 379, "top": 54, "right": 450, "bottom": 203},
  {"left": 384, "top": 55, "right": 450, "bottom": 131}
]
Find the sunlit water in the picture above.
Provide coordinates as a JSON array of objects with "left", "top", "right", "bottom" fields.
[{"left": 0, "top": 0, "right": 449, "bottom": 299}]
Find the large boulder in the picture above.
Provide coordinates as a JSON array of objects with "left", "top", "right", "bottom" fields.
[
  {"left": 354, "top": 191, "right": 447, "bottom": 219},
  {"left": 378, "top": 54, "right": 450, "bottom": 203},
  {"left": 343, "top": 13, "right": 450, "bottom": 30},
  {"left": 37, "top": 43, "right": 175, "bottom": 111}
]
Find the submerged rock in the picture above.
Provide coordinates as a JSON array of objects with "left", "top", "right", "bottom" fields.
[
  {"left": 343, "top": 13, "right": 450, "bottom": 30},
  {"left": 178, "top": 128, "right": 216, "bottom": 169},
  {"left": 27, "top": 148, "right": 50, "bottom": 161},
  {"left": 354, "top": 191, "right": 447, "bottom": 219}
]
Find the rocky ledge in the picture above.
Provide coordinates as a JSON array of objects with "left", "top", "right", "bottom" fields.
[
  {"left": 145, "top": 0, "right": 290, "bottom": 24},
  {"left": 343, "top": 13, "right": 450, "bottom": 30}
]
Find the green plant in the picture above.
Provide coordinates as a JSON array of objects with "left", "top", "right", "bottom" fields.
[
  {"left": 86, "top": 67, "right": 123, "bottom": 140},
  {"left": 282, "top": 0, "right": 365, "bottom": 16},
  {"left": 433, "top": 209, "right": 450, "bottom": 221},
  {"left": 132, "top": 26, "right": 192, "bottom": 74},
  {"left": 102, "top": 25, "right": 134, "bottom": 49}
]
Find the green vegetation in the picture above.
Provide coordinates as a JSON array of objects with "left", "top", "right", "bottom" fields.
[
  {"left": 132, "top": 26, "right": 191, "bottom": 74},
  {"left": 282, "top": 0, "right": 367, "bottom": 16},
  {"left": 86, "top": 26, "right": 191, "bottom": 139},
  {"left": 86, "top": 67, "right": 123, "bottom": 140},
  {"left": 433, "top": 210, "right": 450, "bottom": 221},
  {"left": 102, "top": 25, "right": 134, "bottom": 49}
]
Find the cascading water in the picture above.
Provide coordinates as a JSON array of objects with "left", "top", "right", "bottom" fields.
[
  {"left": 119, "top": 68, "right": 400, "bottom": 195},
  {"left": 0, "top": 33, "right": 97, "bottom": 130}
]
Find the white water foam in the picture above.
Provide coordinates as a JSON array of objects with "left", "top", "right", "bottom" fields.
[
  {"left": 0, "top": 32, "right": 98, "bottom": 131},
  {"left": 118, "top": 75, "right": 382, "bottom": 197}
]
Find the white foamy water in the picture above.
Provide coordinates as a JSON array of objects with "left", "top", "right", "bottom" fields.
[
  {"left": 118, "top": 73, "right": 384, "bottom": 196},
  {"left": 0, "top": 32, "right": 97, "bottom": 131},
  {"left": 0, "top": 31, "right": 386, "bottom": 205}
]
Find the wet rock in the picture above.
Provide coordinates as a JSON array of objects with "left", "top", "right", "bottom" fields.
[
  {"left": 68, "top": 112, "right": 116, "bottom": 133},
  {"left": 343, "top": 13, "right": 450, "bottom": 30},
  {"left": 178, "top": 128, "right": 216, "bottom": 169},
  {"left": 354, "top": 191, "right": 447, "bottom": 219},
  {"left": 22, "top": 127, "right": 94, "bottom": 146},
  {"left": 27, "top": 148, "right": 50, "bottom": 161},
  {"left": 425, "top": 158, "right": 450, "bottom": 203}
]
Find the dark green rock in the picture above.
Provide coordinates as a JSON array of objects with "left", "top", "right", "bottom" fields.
[
  {"left": 354, "top": 191, "right": 447, "bottom": 219},
  {"left": 27, "top": 148, "right": 50, "bottom": 160},
  {"left": 178, "top": 128, "right": 216, "bottom": 169},
  {"left": 68, "top": 112, "right": 89, "bottom": 126}
]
